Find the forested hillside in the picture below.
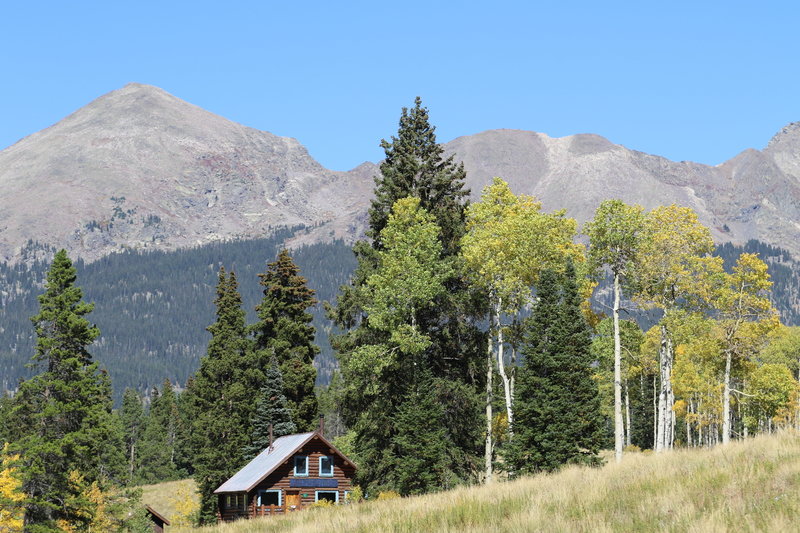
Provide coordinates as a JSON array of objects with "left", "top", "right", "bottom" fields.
[
  {"left": 0, "top": 230, "right": 356, "bottom": 399},
  {"left": 1, "top": 235, "right": 798, "bottom": 401}
]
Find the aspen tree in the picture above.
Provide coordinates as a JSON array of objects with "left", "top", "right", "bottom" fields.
[
  {"left": 585, "top": 199, "right": 645, "bottom": 462},
  {"left": 462, "top": 178, "right": 583, "bottom": 479},
  {"left": 634, "top": 206, "right": 714, "bottom": 452}
]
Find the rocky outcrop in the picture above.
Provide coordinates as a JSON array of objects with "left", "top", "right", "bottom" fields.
[
  {"left": 1, "top": 83, "right": 799, "bottom": 263},
  {"left": 0, "top": 84, "right": 374, "bottom": 263}
]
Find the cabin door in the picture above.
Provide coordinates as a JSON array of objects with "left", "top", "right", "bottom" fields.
[{"left": 286, "top": 491, "right": 301, "bottom": 510}]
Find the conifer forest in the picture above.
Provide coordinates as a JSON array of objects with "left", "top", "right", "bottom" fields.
[{"left": 3, "top": 99, "right": 800, "bottom": 531}]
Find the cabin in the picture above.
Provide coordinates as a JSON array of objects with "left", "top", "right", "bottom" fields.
[
  {"left": 214, "top": 426, "right": 357, "bottom": 521},
  {"left": 144, "top": 505, "right": 170, "bottom": 533}
]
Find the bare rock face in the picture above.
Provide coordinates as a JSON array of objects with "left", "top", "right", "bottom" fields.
[
  {"left": 0, "top": 84, "right": 374, "bottom": 263},
  {"left": 1, "top": 83, "right": 799, "bottom": 263},
  {"left": 444, "top": 127, "right": 800, "bottom": 256}
]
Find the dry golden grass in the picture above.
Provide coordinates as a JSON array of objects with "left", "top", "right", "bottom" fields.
[
  {"left": 140, "top": 478, "right": 200, "bottom": 533},
  {"left": 153, "top": 431, "right": 800, "bottom": 532}
]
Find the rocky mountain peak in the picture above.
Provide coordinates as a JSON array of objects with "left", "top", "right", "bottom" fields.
[{"left": 767, "top": 121, "right": 800, "bottom": 149}]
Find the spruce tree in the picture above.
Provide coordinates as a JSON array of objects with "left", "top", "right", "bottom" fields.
[
  {"left": 119, "top": 388, "right": 145, "bottom": 485},
  {"left": 7, "top": 249, "right": 125, "bottom": 531},
  {"left": 369, "top": 96, "right": 469, "bottom": 254},
  {"left": 192, "top": 268, "right": 260, "bottom": 524},
  {"left": 251, "top": 249, "right": 319, "bottom": 431},
  {"left": 509, "top": 264, "right": 603, "bottom": 474},
  {"left": 135, "top": 381, "right": 182, "bottom": 484},
  {"left": 332, "top": 99, "right": 484, "bottom": 493},
  {"left": 389, "top": 374, "right": 449, "bottom": 496},
  {"left": 242, "top": 358, "right": 297, "bottom": 462}
]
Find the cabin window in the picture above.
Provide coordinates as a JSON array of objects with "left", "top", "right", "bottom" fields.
[
  {"left": 315, "top": 490, "right": 338, "bottom": 504},
  {"left": 319, "top": 455, "right": 334, "bottom": 476},
  {"left": 225, "top": 494, "right": 245, "bottom": 508},
  {"left": 294, "top": 455, "right": 308, "bottom": 476},
  {"left": 258, "top": 489, "right": 281, "bottom": 507}
]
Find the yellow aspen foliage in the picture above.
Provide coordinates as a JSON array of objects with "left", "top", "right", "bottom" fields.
[
  {"left": 169, "top": 482, "right": 199, "bottom": 526},
  {"left": 0, "top": 443, "right": 24, "bottom": 533}
]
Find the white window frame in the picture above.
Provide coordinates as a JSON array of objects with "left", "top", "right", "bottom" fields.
[
  {"left": 294, "top": 455, "right": 308, "bottom": 476},
  {"left": 258, "top": 489, "right": 282, "bottom": 507},
  {"left": 315, "top": 490, "right": 339, "bottom": 504},
  {"left": 319, "top": 455, "right": 334, "bottom": 477}
]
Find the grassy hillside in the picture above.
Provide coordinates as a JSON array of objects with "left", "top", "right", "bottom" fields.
[{"left": 160, "top": 431, "right": 800, "bottom": 533}]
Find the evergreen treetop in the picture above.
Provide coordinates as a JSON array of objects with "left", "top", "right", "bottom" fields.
[
  {"left": 192, "top": 267, "right": 262, "bottom": 524},
  {"left": 370, "top": 97, "right": 469, "bottom": 255},
  {"left": 7, "top": 249, "right": 125, "bottom": 531},
  {"left": 252, "top": 249, "right": 319, "bottom": 431},
  {"left": 509, "top": 263, "right": 603, "bottom": 474},
  {"left": 242, "top": 358, "right": 297, "bottom": 462}
]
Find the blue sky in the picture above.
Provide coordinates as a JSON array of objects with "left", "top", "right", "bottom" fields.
[{"left": 2, "top": 1, "right": 798, "bottom": 171}]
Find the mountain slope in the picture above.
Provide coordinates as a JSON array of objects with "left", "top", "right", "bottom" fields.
[
  {"left": 1, "top": 83, "right": 800, "bottom": 262},
  {"left": 445, "top": 126, "right": 800, "bottom": 255},
  {"left": 186, "top": 431, "right": 800, "bottom": 533},
  {"left": 0, "top": 83, "right": 375, "bottom": 263}
]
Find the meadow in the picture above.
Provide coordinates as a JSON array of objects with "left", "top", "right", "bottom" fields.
[{"left": 142, "top": 431, "right": 800, "bottom": 532}]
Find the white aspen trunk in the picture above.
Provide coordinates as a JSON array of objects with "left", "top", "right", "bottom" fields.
[
  {"left": 686, "top": 416, "right": 691, "bottom": 448},
  {"left": 656, "top": 324, "right": 675, "bottom": 452},
  {"left": 669, "top": 387, "right": 676, "bottom": 448},
  {"left": 510, "top": 345, "right": 516, "bottom": 412},
  {"left": 722, "top": 349, "right": 732, "bottom": 445},
  {"left": 496, "top": 298, "right": 514, "bottom": 432},
  {"left": 625, "top": 379, "right": 632, "bottom": 447},
  {"left": 653, "top": 374, "right": 658, "bottom": 448},
  {"left": 485, "top": 308, "right": 494, "bottom": 483},
  {"left": 613, "top": 273, "right": 624, "bottom": 462}
]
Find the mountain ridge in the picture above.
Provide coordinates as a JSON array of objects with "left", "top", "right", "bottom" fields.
[{"left": 1, "top": 83, "right": 799, "bottom": 263}]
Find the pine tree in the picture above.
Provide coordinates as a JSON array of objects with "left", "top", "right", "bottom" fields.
[
  {"left": 242, "top": 358, "right": 297, "bottom": 462},
  {"left": 192, "top": 268, "right": 261, "bottom": 524},
  {"left": 389, "top": 374, "right": 449, "bottom": 496},
  {"left": 135, "top": 381, "right": 182, "bottom": 484},
  {"left": 6, "top": 249, "right": 125, "bottom": 531},
  {"left": 119, "top": 389, "right": 144, "bottom": 485},
  {"left": 251, "top": 249, "right": 319, "bottom": 431},
  {"left": 369, "top": 96, "right": 469, "bottom": 254},
  {"left": 332, "top": 99, "right": 484, "bottom": 493},
  {"left": 509, "top": 264, "right": 603, "bottom": 474},
  {"left": 173, "top": 385, "right": 196, "bottom": 477}
]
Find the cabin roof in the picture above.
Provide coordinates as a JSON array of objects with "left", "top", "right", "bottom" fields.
[
  {"left": 145, "top": 504, "right": 170, "bottom": 525},
  {"left": 214, "top": 431, "right": 356, "bottom": 494}
]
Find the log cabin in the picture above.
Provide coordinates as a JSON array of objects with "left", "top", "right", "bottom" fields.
[{"left": 214, "top": 425, "right": 356, "bottom": 521}]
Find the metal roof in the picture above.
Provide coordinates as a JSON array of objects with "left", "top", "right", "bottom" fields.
[{"left": 214, "top": 432, "right": 315, "bottom": 493}]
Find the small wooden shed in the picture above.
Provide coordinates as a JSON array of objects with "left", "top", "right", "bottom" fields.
[
  {"left": 214, "top": 429, "right": 356, "bottom": 521},
  {"left": 145, "top": 505, "right": 170, "bottom": 533}
]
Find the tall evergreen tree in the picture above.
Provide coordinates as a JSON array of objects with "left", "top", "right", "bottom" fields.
[
  {"left": 6, "top": 249, "right": 125, "bottom": 531},
  {"left": 509, "top": 264, "right": 603, "bottom": 474},
  {"left": 173, "top": 384, "right": 196, "bottom": 477},
  {"left": 119, "top": 388, "right": 145, "bottom": 485},
  {"left": 389, "top": 373, "right": 449, "bottom": 496},
  {"left": 192, "top": 268, "right": 260, "bottom": 524},
  {"left": 242, "top": 358, "right": 297, "bottom": 462},
  {"left": 332, "top": 99, "right": 484, "bottom": 493},
  {"left": 251, "top": 249, "right": 319, "bottom": 431},
  {"left": 369, "top": 96, "right": 469, "bottom": 253},
  {"left": 135, "top": 381, "right": 182, "bottom": 484}
]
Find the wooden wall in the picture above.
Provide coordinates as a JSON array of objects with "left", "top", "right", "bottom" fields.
[{"left": 218, "top": 436, "right": 356, "bottom": 521}]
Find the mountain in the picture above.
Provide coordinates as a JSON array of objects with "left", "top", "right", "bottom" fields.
[
  {"left": 445, "top": 127, "right": 800, "bottom": 254},
  {"left": 1, "top": 83, "right": 799, "bottom": 263},
  {"left": 0, "top": 83, "right": 376, "bottom": 264}
]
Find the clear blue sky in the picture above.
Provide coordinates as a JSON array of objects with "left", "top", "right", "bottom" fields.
[{"left": 2, "top": 1, "right": 798, "bottom": 171}]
